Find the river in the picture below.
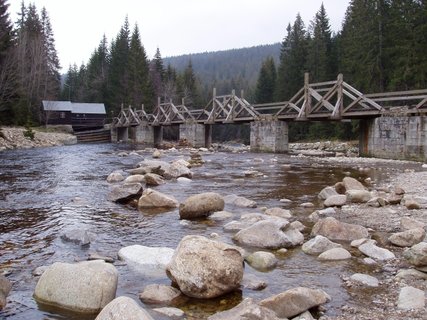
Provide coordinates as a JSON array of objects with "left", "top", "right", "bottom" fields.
[{"left": 0, "top": 143, "right": 416, "bottom": 319}]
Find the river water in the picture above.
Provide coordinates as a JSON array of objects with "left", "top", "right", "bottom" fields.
[{"left": 0, "top": 143, "right": 416, "bottom": 319}]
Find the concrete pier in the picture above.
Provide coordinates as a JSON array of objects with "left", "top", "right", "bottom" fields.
[
  {"left": 360, "top": 115, "right": 427, "bottom": 161},
  {"left": 134, "top": 123, "right": 154, "bottom": 144},
  {"left": 250, "top": 120, "right": 288, "bottom": 153},
  {"left": 111, "top": 127, "right": 129, "bottom": 142},
  {"left": 179, "top": 123, "right": 206, "bottom": 148}
]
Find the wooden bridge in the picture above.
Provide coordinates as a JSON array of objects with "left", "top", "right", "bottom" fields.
[
  {"left": 112, "top": 73, "right": 427, "bottom": 128},
  {"left": 110, "top": 73, "right": 427, "bottom": 161}
]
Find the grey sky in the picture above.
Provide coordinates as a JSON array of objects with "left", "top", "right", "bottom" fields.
[{"left": 9, "top": 0, "right": 351, "bottom": 72}]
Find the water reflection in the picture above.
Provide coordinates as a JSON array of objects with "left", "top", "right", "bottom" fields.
[{"left": 0, "top": 143, "right": 417, "bottom": 319}]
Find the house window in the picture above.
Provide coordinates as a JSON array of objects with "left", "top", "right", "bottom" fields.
[{"left": 60, "top": 112, "right": 66, "bottom": 119}]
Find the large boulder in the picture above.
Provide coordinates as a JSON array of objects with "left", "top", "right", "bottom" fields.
[
  {"left": 403, "top": 242, "right": 427, "bottom": 267},
  {"left": 108, "top": 183, "right": 143, "bottom": 203},
  {"left": 224, "top": 194, "right": 257, "bottom": 208},
  {"left": 342, "top": 177, "right": 366, "bottom": 191},
  {"left": 118, "top": 245, "right": 174, "bottom": 277},
  {"left": 166, "top": 235, "right": 243, "bottom": 299},
  {"left": 259, "top": 287, "right": 330, "bottom": 319},
  {"left": 311, "top": 217, "right": 369, "bottom": 241},
  {"left": 138, "top": 284, "right": 182, "bottom": 305},
  {"left": 34, "top": 261, "right": 118, "bottom": 313},
  {"left": 233, "top": 220, "right": 303, "bottom": 249},
  {"left": 0, "top": 275, "right": 12, "bottom": 310},
  {"left": 318, "top": 248, "right": 351, "bottom": 261},
  {"left": 138, "top": 188, "right": 178, "bottom": 209},
  {"left": 208, "top": 298, "right": 281, "bottom": 320},
  {"left": 179, "top": 192, "right": 224, "bottom": 219},
  {"left": 388, "top": 228, "right": 426, "bottom": 247},
  {"left": 302, "top": 235, "right": 342, "bottom": 256},
  {"left": 95, "top": 296, "right": 153, "bottom": 320}
]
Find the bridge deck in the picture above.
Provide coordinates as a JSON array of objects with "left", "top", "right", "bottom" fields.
[{"left": 112, "top": 74, "right": 427, "bottom": 128}]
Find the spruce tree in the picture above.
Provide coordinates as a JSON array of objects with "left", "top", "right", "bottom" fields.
[
  {"left": 149, "top": 47, "right": 165, "bottom": 100},
  {"left": 275, "top": 14, "right": 309, "bottom": 101},
  {"left": 339, "top": 0, "right": 387, "bottom": 92},
  {"left": 86, "top": 35, "right": 109, "bottom": 103},
  {"left": 306, "top": 3, "right": 334, "bottom": 82},
  {"left": 254, "top": 56, "right": 276, "bottom": 103},
  {"left": 128, "top": 24, "right": 153, "bottom": 110}
]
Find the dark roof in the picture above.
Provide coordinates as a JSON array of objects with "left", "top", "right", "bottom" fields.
[{"left": 42, "top": 101, "right": 106, "bottom": 114}]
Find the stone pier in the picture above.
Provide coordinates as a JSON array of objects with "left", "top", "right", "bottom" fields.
[
  {"left": 111, "top": 127, "right": 129, "bottom": 142},
  {"left": 360, "top": 115, "right": 427, "bottom": 161},
  {"left": 134, "top": 123, "right": 154, "bottom": 144},
  {"left": 250, "top": 120, "right": 288, "bottom": 153},
  {"left": 179, "top": 123, "right": 208, "bottom": 148}
]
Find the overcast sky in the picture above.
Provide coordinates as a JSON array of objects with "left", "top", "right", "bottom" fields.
[{"left": 9, "top": 0, "right": 351, "bottom": 72}]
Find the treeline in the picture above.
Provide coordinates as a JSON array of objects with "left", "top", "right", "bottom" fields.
[
  {"left": 164, "top": 43, "right": 281, "bottom": 102},
  {"left": 0, "top": 1, "right": 60, "bottom": 125},
  {"left": 62, "top": 19, "right": 203, "bottom": 117},
  {"left": 1, "top": 0, "right": 427, "bottom": 143},
  {"left": 253, "top": 0, "right": 427, "bottom": 141}
]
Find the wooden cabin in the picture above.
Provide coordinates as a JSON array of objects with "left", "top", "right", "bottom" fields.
[{"left": 42, "top": 101, "right": 107, "bottom": 132}]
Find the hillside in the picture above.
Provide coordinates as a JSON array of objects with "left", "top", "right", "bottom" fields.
[{"left": 164, "top": 43, "right": 281, "bottom": 98}]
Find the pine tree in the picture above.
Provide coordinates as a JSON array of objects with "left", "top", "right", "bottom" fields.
[
  {"left": 306, "top": 4, "right": 334, "bottom": 82},
  {"left": 128, "top": 24, "right": 153, "bottom": 111},
  {"left": 86, "top": 35, "right": 109, "bottom": 103},
  {"left": 339, "top": 0, "right": 387, "bottom": 92},
  {"left": 178, "top": 59, "right": 201, "bottom": 108},
  {"left": 108, "top": 17, "right": 131, "bottom": 113},
  {"left": 149, "top": 47, "right": 165, "bottom": 100},
  {"left": 275, "top": 14, "right": 309, "bottom": 101},
  {"left": 254, "top": 56, "right": 276, "bottom": 103},
  {"left": 0, "top": 0, "right": 17, "bottom": 122}
]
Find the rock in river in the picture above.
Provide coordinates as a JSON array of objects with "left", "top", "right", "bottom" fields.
[
  {"left": 388, "top": 228, "right": 425, "bottom": 247},
  {"left": 311, "top": 217, "right": 369, "bottom": 241},
  {"left": 224, "top": 194, "right": 257, "bottom": 208},
  {"left": 166, "top": 235, "right": 243, "bottom": 299},
  {"left": 34, "top": 260, "right": 118, "bottom": 313},
  {"left": 179, "top": 192, "right": 224, "bottom": 219},
  {"left": 246, "top": 251, "right": 277, "bottom": 270},
  {"left": 0, "top": 275, "right": 12, "bottom": 310},
  {"left": 208, "top": 298, "right": 281, "bottom": 320},
  {"left": 233, "top": 220, "right": 304, "bottom": 249},
  {"left": 118, "top": 245, "right": 174, "bottom": 277},
  {"left": 358, "top": 239, "right": 395, "bottom": 261},
  {"left": 259, "top": 287, "right": 330, "bottom": 319},
  {"left": 108, "top": 183, "right": 143, "bottom": 203},
  {"left": 403, "top": 242, "right": 427, "bottom": 267},
  {"left": 323, "top": 195, "right": 347, "bottom": 207},
  {"left": 302, "top": 235, "right": 342, "bottom": 256},
  {"left": 318, "top": 248, "right": 351, "bottom": 261},
  {"left": 138, "top": 188, "right": 178, "bottom": 209},
  {"left": 139, "top": 284, "right": 182, "bottom": 305},
  {"left": 95, "top": 296, "right": 154, "bottom": 320}
]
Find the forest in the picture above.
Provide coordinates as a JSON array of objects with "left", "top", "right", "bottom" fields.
[{"left": 0, "top": 0, "right": 426, "bottom": 141}]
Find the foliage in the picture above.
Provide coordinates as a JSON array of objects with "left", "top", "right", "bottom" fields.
[
  {"left": 254, "top": 57, "right": 276, "bottom": 103},
  {"left": 23, "top": 121, "right": 35, "bottom": 140}
]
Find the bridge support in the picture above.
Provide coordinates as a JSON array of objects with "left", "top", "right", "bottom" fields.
[
  {"left": 179, "top": 123, "right": 206, "bottom": 148},
  {"left": 134, "top": 123, "right": 154, "bottom": 144},
  {"left": 111, "top": 127, "right": 129, "bottom": 142},
  {"left": 153, "top": 126, "right": 163, "bottom": 147},
  {"left": 250, "top": 120, "right": 288, "bottom": 153},
  {"left": 360, "top": 115, "right": 427, "bottom": 161}
]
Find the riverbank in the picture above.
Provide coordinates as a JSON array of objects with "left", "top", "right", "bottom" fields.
[{"left": 0, "top": 126, "right": 77, "bottom": 151}]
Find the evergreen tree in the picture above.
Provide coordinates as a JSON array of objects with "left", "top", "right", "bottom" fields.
[
  {"left": 339, "top": 0, "right": 387, "bottom": 92},
  {"left": 128, "top": 24, "right": 153, "bottom": 110},
  {"left": 386, "top": 0, "right": 427, "bottom": 90},
  {"left": 178, "top": 59, "right": 201, "bottom": 108},
  {"left": 108, "top": 16, "right": 131, "bottom": 113},
  {"left": 306, "top": 3, "right": 334, "bottom": 82},
  {"left": 163, "top": 64, "right": 178, "bottom": 103},
  {"left": 0, "top": 0, "right": 17, "bottom": 122},
  {"left": 85, "top": 35, "right": 109, "bottom": 103},
  {"left": 275, "top": 14, "right": 309, "bottom": 101},
  {"left": 149, "top": 47, "right": 165, "bottom": 100},
  {"left": 254, "top": 56, "right": 276, "bottom": 103}
]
